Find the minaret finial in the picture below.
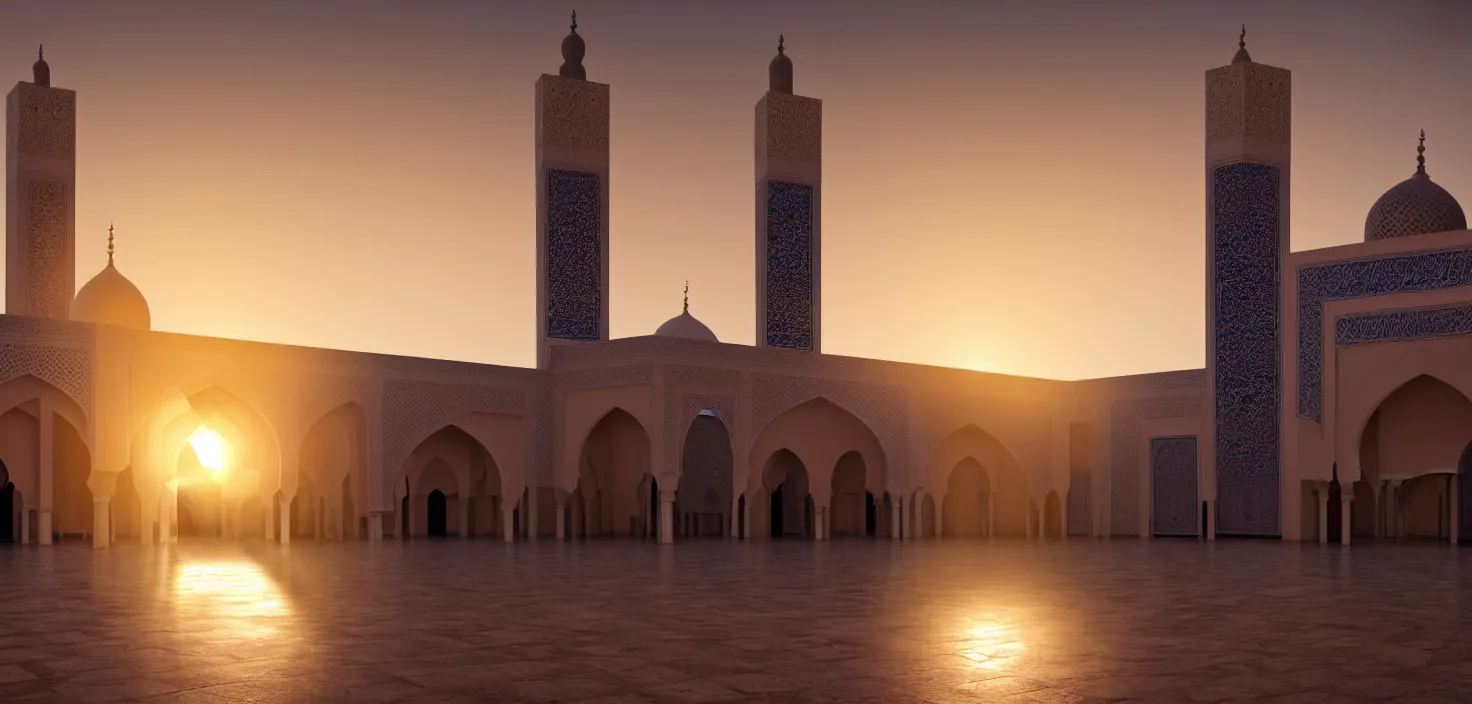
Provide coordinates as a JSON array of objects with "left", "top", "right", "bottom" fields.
[
  {"left": 107, "top": 223, "right": 115, "bottom": 266},
  {"left": 1416, "top": 129, "right": 1427, "bottom": 177},
  {"left": 778, "top": 34, "right": 785, "bottom": 54},
  {"left": 1239, "top": 25, "right": 1246, "bottom": 50},
  {"left": 683, "top": 281, "right": 689, "bottom": 314},
  {"left": 32, "top": 44, "right": 51, "bottom": 87},
  {"left": 559, "top": 9, "right": 587, "bottom": 80},
  {"left": 1231, "top": 25, "right": 1252, "bottom": 64}
]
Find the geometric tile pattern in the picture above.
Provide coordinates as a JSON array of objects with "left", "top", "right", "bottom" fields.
[
  {"left": 6, "top": 541, "right": 1472, "bottom": 703},
  {"left": 1211, "top": 162, "right": 1281, "bottom": 537},
  {"left": 1297, "top": 246, "right": 1472, "bottom": 422},
  {"left": 0, "top": 343, "right": 91, "bottom": 416},
  {"left": 25, "top": 179, "right": 68, "bottom": 319},
  {"left": 1110, "top": 393, "right": 1201, "bottom": 536},
  {"left": 1363, "top": 176, "right": 1466, "bottom": 242},
  {"left": 8, "top": 83, "right": 77, "bottom": 160},
  {"left": 764, "top": 181, "right": 814, "bottom": 350},
  {"left": 1150, "top": 436, "right": 1199, "bottom": 537},
  {"left": 1335, "top": 303, "right": 1472, "bottom": 346},
  {"left": 545, "top": 169, "right": 602, "bottom": 341}
]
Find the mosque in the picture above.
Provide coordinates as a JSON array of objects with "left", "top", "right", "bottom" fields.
[{"left": 1, "top": 20, "right": 1468, "bottom": 550}]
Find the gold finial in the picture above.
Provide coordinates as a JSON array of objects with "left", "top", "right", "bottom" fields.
[
  {"left": 1239, "top": 25, "right": 1246, "bottom": 50},
  {"left": 107, "top": 223, "right": 115, "bottom": 265},
  {"left": 571, "top": 9, "right": 577, "bottom": 32},
  {"left": 778, "top": 34, "right": 785, "bottom": 54},
  {"left": 38, "top": 45, "right": 43, "bottom": 61},
  {"left": 682, "top": 281, "right": 689, "bottom": 314},
  {"left": 1416, "top": 129, "right": 1427, "bottom": 176}
]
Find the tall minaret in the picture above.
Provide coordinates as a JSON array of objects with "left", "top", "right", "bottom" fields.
[
  {"left": 6, "top": 46, "right": 77, "bottom": 320},
  {"left": 755, "top": 36, "right": 823, "bottom": 352},
  {"left": 536, "top": 12, "right": 611, "bottom": 368},
  {"left": 1204, "top": 27, "right": 1290, "bottom": 537}
]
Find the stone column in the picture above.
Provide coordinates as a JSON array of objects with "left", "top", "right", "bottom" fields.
[
  {"left": 1317, "top": 484, "right": 1329, "bottom": 544},
  {"left": 501, "top": 507, "right": 515, "bottom": 543},
  {"left": 988, "top": 492, "right": 996, "bottom": 537},
  {"left": 19, "top": 506, "right": 29, "bottom": 544},
  {"left": 369, "top": 511, "right": 385, "bottom": 541},
  {"left": 38, "top": 399, "right": 53, "bottom": 546},
  {"left": 1372, "top": 483, "right": 1383, "bottom": 540},
  {"left": 459, "top": 497, "right": 472, "bottom": 538},
  {"left": 1387, "top": 480, "right": 1402, "bottom": 541},
  {"left": 555, "top": 500, "right": 567, "bottom": 541},
  {"left": 528, "top": 488, "right": 539, "bottom": 541},
  {"left": 279, "top": 495, "right": 292, "bottom": 545},
  {"left": 1450, "top": 477, "right": 1459, "bottom": 546},
  {"left": 658, "top": 490, "right": 675, "bottom": 544},
  {"left": 891, "top": 500, "right": 901, "bottom": 541},
  {"left": 935, "top": 499, "right": 944, "bottom": 539},
  {"left": 264, "top": 502, "right": 275, "bottom": 542},
  {"left": 91, "top": 500, "right": 109, "bottom": 550},
  {"left": 1338, "top": 492, "right": 1352, "bottom": 546},
  {"left": 1025, "top": 499, "right": 1035, "bottom": 541},
  {"left": 160, "top": 492, "right": 174, "bottom": 545}
]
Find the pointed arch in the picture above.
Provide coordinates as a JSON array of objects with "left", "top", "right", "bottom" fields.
[
  {"left": 393, "top": 423, "right": 501, "bottom": 539},
  {"left": 676, "top": 410, "right": 733, "bottom": 537},
  {"left": 577, "top": 407, "right": 653, "bottom": 537},
  {"left": 923, "top": 423, "right": 1032, "bottom": 538},
  {"left": 746, "top": 396, "right": 887, "bottom": 502},
  {"left": 1341, "top": 372, "right": 1472, "bottom": 485}
]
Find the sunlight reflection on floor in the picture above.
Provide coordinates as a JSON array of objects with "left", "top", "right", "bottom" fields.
[{"left": 171, "top": 557, "right": 292, "bottom": 640}]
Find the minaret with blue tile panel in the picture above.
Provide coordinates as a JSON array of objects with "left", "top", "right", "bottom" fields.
[
  {"left": 536, "top": 12, "right": 611, "bottom": 369},
  {"left": 1204, "top": 28, "right": 1291, "bottom": 537},
  {"left": 755, "top": 37, "right": 823, "bottom": 352}
]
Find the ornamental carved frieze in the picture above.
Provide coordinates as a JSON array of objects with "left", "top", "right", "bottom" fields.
[
  {"left": 380, "top": 378, "right": 527, "bottom": 497},
  {"left": 751, "top": 373, "right": 909, "bottom": 489}
]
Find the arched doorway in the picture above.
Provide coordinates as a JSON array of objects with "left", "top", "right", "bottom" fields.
[
  {"left": 395, "top": 424, "right": 498, "bottom": 539},
  {"left": 677, "top": 411, "right": 733, "bottom": 538},
  {"left": 829, "top": 451, "right": 868, "bottom": 538},
  {"left": 578, "top": 408, "right": 652, "bottom": 538},
  {"left": 942, "top": 458, "right": 990, "bottom": 537},
  {"left": 427, "top": 490, "right": 448, "bottom": 537},
  {"left": 0, "top": 460, "right": 12, "bottom": 543},
  {"left": 1354, "top": 375, "right": 1472, "bottom": 543},
  {"left": 763, "top": 449, "right": 809, "bottom": 539}
]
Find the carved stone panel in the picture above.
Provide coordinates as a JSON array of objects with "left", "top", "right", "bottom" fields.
[{"left": 26, "top": 179, "right": 68, "bottom": 319}]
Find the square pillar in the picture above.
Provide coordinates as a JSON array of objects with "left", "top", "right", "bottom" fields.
[
  {"left": 1205, "top": 499, "right": 1216, "bottom": 541},
  {"left": 502, "top": 508, "right": 515, "bottom": 543},
  {"left": 459, "top": 497, "right": 472, "bottom": 538},
  {"left": 658, "top": 491, "right": 675, "bottom": 545},
  {"left": 1317, "top": 485, "right": 1329, "bottom": 544},
  {"left": 1451, "top": 479, "right": 1459, "bottom": 546},
  {"left": 988, "top": 492, "right": 996, "bottom": 537},
  {"left": 278, "top": 496, "right": 291, "bottom": 545},
  {"left": 527, "top": 489, "right": 539, "bottom": 541},
  {"left": 92, "top": 502, "right": 110, "bottom": 549},
  {"left": 1338, "top": 494, "right": 1352, "bottom": 546},
  {"left": 555, "top": 501, "right": 567, "bottom": 541}
]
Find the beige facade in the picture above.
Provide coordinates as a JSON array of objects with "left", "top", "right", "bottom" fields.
[{"left": 1, "top": 31, "right": 1469, "bottom": 550}]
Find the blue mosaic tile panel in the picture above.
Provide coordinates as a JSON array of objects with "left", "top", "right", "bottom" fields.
[
  {"left": 1335, "top": 304, "right": 1472, "bottom": 346},
  {"left": 764, "top": 180, "right": 814, "bottom": 350},
  {"left": 545, "top": 169, "right": 602, "bottom": 341},
  {"left": 1150, "top": 436, "right": 1198, "bottom": 537},
  {"left": 1298, "top": 247, "right": 1472, "bottom": 421},
  {"left": 1211, "top": 162, "right": 1281, "bottom": 536}
]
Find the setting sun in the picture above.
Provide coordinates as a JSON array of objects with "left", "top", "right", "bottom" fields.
[{"left": 188, "top": 428, "right": 230, "bottom": 476}]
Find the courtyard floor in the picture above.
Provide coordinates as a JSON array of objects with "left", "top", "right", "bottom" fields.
[{"left": 0, "top": 538, "right": 1469, "bottom": 703}]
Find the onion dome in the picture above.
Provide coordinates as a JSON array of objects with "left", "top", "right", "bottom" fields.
[
  {"left": 33, "top": 45, "right": 50, "bottom": 87},
  {"left": 769, "top": 35, "right": 793, "bottom": 94},
  {"left": 559, "top": 11, "right": 586, "bottom": 80},
  {"left": 1231, "top": 26, "right": 1251, "bottom": 64},
  {"left": 72, "top": 225, "right": 151, "bottom": 331},
  {"left": 1364, "top": 130, "right": 1467, "bottom": 242},
  {"left": 655, "top": 282, "right": 718, "bottom": 342}
]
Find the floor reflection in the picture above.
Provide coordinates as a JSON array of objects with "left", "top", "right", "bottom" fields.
[
  {"left": 956, "top": 620, "right": 1025, "bottom": 671},
  {"left": 171, "top": 559, "right": 292, "bottom": 640}
]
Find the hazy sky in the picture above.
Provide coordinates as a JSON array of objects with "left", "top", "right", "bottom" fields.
[{"left": 1, "top": 0, "right": 1468, "bottom": 380}]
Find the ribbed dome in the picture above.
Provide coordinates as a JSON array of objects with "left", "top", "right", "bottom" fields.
[
  {"left": 1364, "top": 175, "right": 1466, "bottom": 241},
  {"left": 655, "top": 311, "right": 718, "bottom": 342},
  {"left": 73, "top": 250, "right": 150, "bottom": 332},
  {"left": 1365, "top": 131, "right": 1467, "bottom": 242}
]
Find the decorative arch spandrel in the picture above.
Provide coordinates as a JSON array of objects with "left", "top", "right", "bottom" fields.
[
  {"left": 750, "top": 373, "right": 908, "bottom": 490},
  {"left": 916, "top": 391, "right": 1051, "bottom": 496},
  {"left": 381, "top": 378, "right": 527, "bottom": 500}
]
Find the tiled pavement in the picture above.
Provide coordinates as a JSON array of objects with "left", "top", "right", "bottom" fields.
[{"left": 0, "top": 538, "right": 1469, "bottom": 703}]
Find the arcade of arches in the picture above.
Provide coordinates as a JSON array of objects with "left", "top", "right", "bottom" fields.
[{"left": 1315, "top": 375, "right": 1472, "bottom": 545}]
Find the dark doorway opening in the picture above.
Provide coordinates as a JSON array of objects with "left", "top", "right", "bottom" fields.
[
  {"left": 770, "top": 485, "right": 785, "bottom": 538},
  {"left": 401, "top": 494, "right": 409, "bottom": 539},
  {"left": 427, "top": 490, "right": 448, "bottom": 537},
  {"left": 649, "top": 477, "right": 660, "bottom": 539},
  {"left": 865, "top": 492, "right": 877, "bottom": 537},
  {"left": 0, "top": 482, "right": 13, "bottom": 543},
  {"left": 1327, "top": 474, "right": 1343, "bottom": 544}
]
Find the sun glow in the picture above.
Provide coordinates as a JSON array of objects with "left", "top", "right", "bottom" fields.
[{"left": 188, "top": 428, "right": 230, "bottom": 477}]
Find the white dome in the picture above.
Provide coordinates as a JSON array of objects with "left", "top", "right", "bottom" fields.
[
  {"left": 73, "top": 263, "right": 150, "bottom": 331},
  {"left": 655, "top": 311, "right": 717, "bottom": 342}
]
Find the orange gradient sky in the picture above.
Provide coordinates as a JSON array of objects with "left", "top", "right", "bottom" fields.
[{"left": 2, "top": 0, "right": 1468, "bottom": 380}]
